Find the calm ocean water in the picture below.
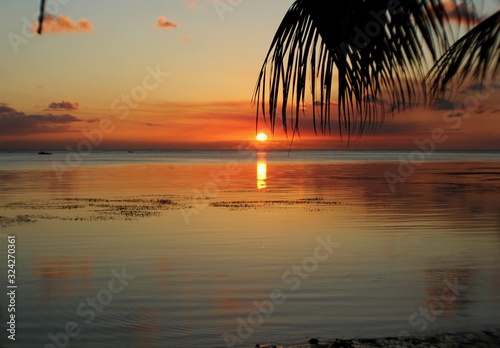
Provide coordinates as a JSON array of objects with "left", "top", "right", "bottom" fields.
[{"left": 0, "top": 150, "right": 499, "bottom": 347}]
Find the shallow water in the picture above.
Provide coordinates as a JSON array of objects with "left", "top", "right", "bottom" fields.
[{"left": 0, "top": 150, "right": 499, "bottom": 347}]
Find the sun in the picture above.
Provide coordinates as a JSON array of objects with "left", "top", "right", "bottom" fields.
[{"left": 256, "top": 132, "right": 268, "bottom": 142}]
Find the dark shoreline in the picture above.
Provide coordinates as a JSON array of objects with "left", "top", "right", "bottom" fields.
[{"left": 256, "top": 330, "right": 500, "bottom": 347}]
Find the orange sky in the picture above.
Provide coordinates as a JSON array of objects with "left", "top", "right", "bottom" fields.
[
  {"left": 1, "top": 87, "right": 499, "bottom": 151},
  {"left": 0, "top": 1, "right": 499, "bottom": 150}
]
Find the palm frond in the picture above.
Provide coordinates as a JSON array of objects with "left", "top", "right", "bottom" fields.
[
  {"left": 253, "top": 0, "right": 476, "bottom": 139},
  {"left": 427, "top": 10, "right": 500, "bottom": 97}
]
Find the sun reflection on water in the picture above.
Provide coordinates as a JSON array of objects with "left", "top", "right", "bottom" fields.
[{"left": 256, "top": 152, "right": 267, "bottom": 189}]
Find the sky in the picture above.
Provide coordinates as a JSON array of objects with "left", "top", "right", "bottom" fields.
[{"left": 0, "top": 0, "right": 499, "bottom": 151}]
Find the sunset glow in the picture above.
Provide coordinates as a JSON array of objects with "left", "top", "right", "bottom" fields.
[
  {"left": 256, "top": 132, "right": 268, "bottom": 142},
  {"left": 0, "top": 1, "right": 499, "bottom": 151}
]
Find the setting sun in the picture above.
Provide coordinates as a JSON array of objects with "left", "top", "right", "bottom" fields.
[{"left": 256, "top": 132, "right": 268, "bottom": 142}]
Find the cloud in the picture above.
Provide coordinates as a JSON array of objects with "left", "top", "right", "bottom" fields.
[
  {"left": 0, "top": 104, "right": 16, "bottom": 114},
  {"left": 157, "top": 16, "right": 178, "bottom": 29},
  {"left": 313, "top": 101, "right": 338, "bottom": 107},
  {"left": 181, "top": 34, "right": 193, "bottom": 42},
  {"left": 47, "top": 100, "right": 79, "bottom": 111},
  {"left": 363, "top": 94, "right": 383, "bottom": 103},
  {"left": 430, "top": 98, "right": 464, "bottom": 110},
  {"left": 426, "top": 1, "right": 481, "bottom": 25},
  {"left": 182, "top": 0, "right": 200, "bottom": 10},
  {"left": 442, "top": 0, "right": 481, "bottom": 24},
  {"left": 0, "top": 103, "right": 81, "bottom": 135},
  {"left": 458, "top": 82, "right": 500, "bottom": 94},
  {"left": 446, "top": 110, "right": 466, "bottom": 118},
  {"left": 466, "top": 83, "right": 490, "bottom": 91},
  {"left": 33, "top": 14, "right": 93, "bottom": 34}
]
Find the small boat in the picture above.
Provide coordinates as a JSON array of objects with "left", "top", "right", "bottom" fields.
[{"left": 38, "top": 151, "right": 52, "bottom": 155}]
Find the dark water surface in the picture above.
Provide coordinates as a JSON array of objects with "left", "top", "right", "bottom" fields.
[{"left": 0, "top": 150, "right": 499, "bottom": 347}]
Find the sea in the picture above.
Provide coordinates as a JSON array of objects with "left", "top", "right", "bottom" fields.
[{"left": 0, "top": 150, "right": 499, "bottom": 347}]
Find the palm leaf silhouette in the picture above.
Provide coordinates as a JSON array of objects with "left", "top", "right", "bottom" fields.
[
  {"left": 427, "top": 9, "right": 500, "bottom": 97},
  {"left": 253, "top": 0, "right": 494, "bottom": 138}
]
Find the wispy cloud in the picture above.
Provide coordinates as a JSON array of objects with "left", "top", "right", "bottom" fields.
[
  {"left": 459, "top": 82, "right": 500, "bottom": 94},
  {"left": 32, "top": 14, "right": 93, "bottom": 34},
  {"left": 157, "top": 16, "right": 178, "bottom": 29},
  {"left": 47, "top": 100, "right": 79, "bottom": 111},
  {"left": 181, "top": 34, "right": 193, "bottom": 42},
  {"left": 182, "top": 0, "right": 200, "bottom": 10},
  {"left": 145, "top": 122, "right": 166, "bottom": 127},
  {"left": 430, "top": 98, "right": 464, "bottom": 111},
  {"left": 313, "top": 101, "right": 338, "bottom": 107}
]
